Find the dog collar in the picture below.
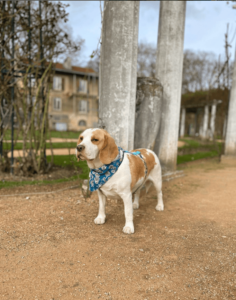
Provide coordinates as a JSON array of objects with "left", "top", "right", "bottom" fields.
[{"left": 89, "top": 147, "right": 141, "bottom": 192}]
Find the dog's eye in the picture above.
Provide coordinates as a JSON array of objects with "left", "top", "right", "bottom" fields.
[
  {"left": 80, "top": 137, "right": 83, "bottom": 141},
  {"left": 92, "top": 139, "right": 99, "bottom": 142}
]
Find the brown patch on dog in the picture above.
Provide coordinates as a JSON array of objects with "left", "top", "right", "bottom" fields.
[
  {"left": 92, "top": 129, "right": 119, "bottom": 165},
  {"left": 76, "top": 133, "right": 84, "bottom": 162},
  {"left": 90, "top": 129, "right": 106, "bottom": 149},
  {"left": 128, "top": 155, "right": 145, "bottom": 190},
  {"left": 132, "top": 149, "right": 156, "bottom": 176},
  {"left": 77, "top": 134, "right": 83, "bottom": 145}
]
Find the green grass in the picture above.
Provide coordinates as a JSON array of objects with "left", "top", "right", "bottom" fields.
[
  {"left": 0, "top": 155, "right": 90, "bottom": 190},
  {"left": 1, "top": 137, "right": 224, "bottom": 189},
  {"left": 177, "top": 150, "right": 219, "bottom": 164},
  {"left": 179, "top": 138, "right": 223, "bottom": 153},
  {"left": 4, "top": 130, "right": 81, "bottom": 141},
  {"left": 178, "top": 138, "right": 223, "bottom": 164},
  {"left": 0, "top": 174, "right": 80, "bottom": 190},
  {"left": 180, "top": 138, "right": 201, "bottom": 148},
  {"left": 47, "top": 155, "right": 90, "bottom": 180},
  {"left": 3, "top": 142, "right": 76, "bottom": 151},
  {"left": 48, "top": 130, "right": 81, "bottom": 139}
]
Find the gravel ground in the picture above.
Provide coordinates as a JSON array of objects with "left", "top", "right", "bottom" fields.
[{"left": 0, "top": 159, "right": 236, "bottom": 300}]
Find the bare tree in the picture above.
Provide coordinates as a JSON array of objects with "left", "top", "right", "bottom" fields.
[
  {"left": 0, "top": 1, "right": 83, "bottom": 175},
  {"left": 137, "top": 42, "right": 156, "bottom": 77},
  {"left": 87, "top": 51, "right": 100, "bottom": 73},
  {"left": 182, "top": 50, "right": 220, "bottom": 93}
]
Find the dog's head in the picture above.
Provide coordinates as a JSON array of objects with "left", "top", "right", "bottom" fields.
[{"left": 76, "top": 128, "right": 119, "bottom": 165}]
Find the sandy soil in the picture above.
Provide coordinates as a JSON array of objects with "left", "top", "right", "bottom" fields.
[
  {"left": 7, "top": 140, "right": 185, "bottom": 158},
  {"left": 4, "top": 138, "right": 78, "bottom": 143},
  {"left": 177, "top": 141, "right": 185, "bottom": 148},
  {"left": 7, "top": 148, "right": 77, "bottom": 158},
  {"left": 0, "top": 159, "right": 236, "bottom": 300}
]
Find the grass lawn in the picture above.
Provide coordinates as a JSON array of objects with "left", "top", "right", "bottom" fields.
[
  {"left": 1, "top": 137, "right": 224, "bottom": 190},
  {"left": 4, "top": 130, "right": 81, "bottom": 141},
  {"left": 177, "top": 150, "right": 219, "bottom": 164},
  {"left": 3, "top": 142, "right": 77, "bottom": 151},
  {"left": 0, "top": 174, "right": 80, "bottom": 190},
  {"left": 177, "top": 137, "right": 222, "bottom": 165},
  {"left": 0, "top": 155, "right": 90, "bottom": 190},
  {"left": 47, "top": 155, "right": 90, "bottom": 180}
]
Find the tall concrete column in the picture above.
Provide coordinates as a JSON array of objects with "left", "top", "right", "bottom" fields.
[
  {"left": 223, "top": 116, "right": 227, "bottom": 138},
  {"left": 99, "top": 1, "right": 140, "bottom": 150},
  {"left": 179, "top": 107, "right": 186, "bottom": 138},
  {"left": 134, "top": 77, "right": 163, "bottom": 150},
  {"left": 210, "top": 102, "right": 217, "bottom": 140},
  {"left": 225, "top": 49, "right": 236, "bottom": 156},
  {"left": 202, "top": 105, "right": 209, "bottom": 140},
  {"left": 73, "top": 74, "right": 76, "bottom": 113},
  {"left": 154, "top": 1, "right": 186, "bottom": 172}
]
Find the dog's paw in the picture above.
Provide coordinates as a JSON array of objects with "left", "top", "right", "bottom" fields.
[
  {"left": 94, "top": 216, "right": 106, "bottom": 225},
  {"left": 133, "top": 203, "right": 139, "bottom": 210},
  {"left": 155, "top": 204, "right": 164, "bottom": 211},
  {"left": 123, "top": 224, "right": 134, "bottom": 234}
]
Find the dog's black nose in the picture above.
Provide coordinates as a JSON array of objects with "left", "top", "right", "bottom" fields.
[{"left": 77, "top": 144, "right": 85, "bottom": 152}]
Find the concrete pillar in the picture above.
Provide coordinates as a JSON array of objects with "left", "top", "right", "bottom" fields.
[
  {"left": 134, "top": 77, "right": 163, "bottom": 150},
  {"left": 179, "top": 107, "right": 186, "bottom": 138},
  {"left": 209, "top": 102, "right": 217, "bottom": 140},
  {"left": 154, "top": 1, "right": 186, "bottom": 172},
  {"left": 99, "top": 1, "right": 140, "bottom": 150},
  {"left": 225, "top": 50, "right": 236, "bottom": 156},
  {"left": 223, "top": 116, "right": 227, "bottom": 138},
  {"left": 202, "top": 105, "right": 209, "bottom": 140},
  {"left": 73, "top": 74, "right": 76, "bottom": 113},
  {"left": 199, "top": 125, "right": 203, "bottom": 138}
]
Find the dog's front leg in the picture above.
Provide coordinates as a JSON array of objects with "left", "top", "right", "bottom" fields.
[
  {"left": 94, "top": 189, "right": 106, "bottom": 225},
  {"left": 122, "top": 193, "right": 134, "bottom": 234}
]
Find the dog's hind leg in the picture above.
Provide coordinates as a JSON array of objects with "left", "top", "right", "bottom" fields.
[
  {"left": 133, "top": 189, "right": 140, "bottom": 210},
  {"left": 148, "top": 165, "right": 164, "bottom": 211}
]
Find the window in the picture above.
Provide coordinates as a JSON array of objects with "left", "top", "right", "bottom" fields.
[
  {"left": 28, "top": 76, "right": 36, "bottom": 88},
  {"left": 53, "top": 97, "right": 61, "bottom": 111},
  {"left": 53, "top": 76, "right": 62, "bottom": 91},
  {"left": 78, "top": 120, "right": 86, "bottom": 126},
  {"left": 78, "top": 79, "right": 87, "bottom": 93},
  {"left": 79, "top": 100, "right": 89, "bottom": 113},
  {"left": 27, "top": 95, "right": 36, "bottom": 105},
  {"left": 3, "top": 98, "right": 7, "bottom": 106}
]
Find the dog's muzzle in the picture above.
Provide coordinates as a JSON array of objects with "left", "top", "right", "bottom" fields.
[{"left": 77, "top": 144, "right": 85, "bottom": 152}]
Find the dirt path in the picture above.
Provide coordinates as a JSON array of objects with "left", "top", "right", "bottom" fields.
[
  {"left": 0, "top": 159, "right": 236, "bottom": 299},
  {"left": 4, "top": 138, "right": 78, "bottom": 143},
  {"left": 7, "top": 141, "right": 185, "bottom": 158},
  {"left": 7, "top": 148, "right": 76, "bottom": 158}
]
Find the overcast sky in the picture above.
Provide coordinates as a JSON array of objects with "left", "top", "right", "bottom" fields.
[{"left": 61, "top": 1, "right": 236, "bottom": 66}]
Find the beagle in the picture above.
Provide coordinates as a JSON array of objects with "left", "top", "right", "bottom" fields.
[{"left": 76, "top": 128, "right": 164, "bottom": 234}]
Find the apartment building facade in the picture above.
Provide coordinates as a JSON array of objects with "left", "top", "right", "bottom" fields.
[{"left": 49, "top": 58, "right": 99, "bottom": 131}]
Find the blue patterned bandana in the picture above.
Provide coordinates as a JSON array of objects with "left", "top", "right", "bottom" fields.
[{"left": 89, "top": 147, "right": 141, "bottom": 192}]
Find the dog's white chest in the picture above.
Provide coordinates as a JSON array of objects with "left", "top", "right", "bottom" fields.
[{"left": 98, "top": 156, "right": 132, "bottom": 199}]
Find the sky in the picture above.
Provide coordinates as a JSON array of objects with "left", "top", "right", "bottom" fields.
[{"left": 61, "top": 1, "right": 236, "bottom": 66}]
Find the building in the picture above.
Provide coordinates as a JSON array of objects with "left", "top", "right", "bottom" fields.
[
  {"left": 49, "top": 57, "right": 99, "bottom": 131},
  {"left": 179, "top": 89, "right": 229, "bottom": 139}
]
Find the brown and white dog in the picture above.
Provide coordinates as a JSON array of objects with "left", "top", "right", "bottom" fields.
[{"left": 76, "top": 128, "right": 164, "bottom": 234}]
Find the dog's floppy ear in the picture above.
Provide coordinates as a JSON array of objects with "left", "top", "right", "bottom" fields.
[{"left": 99, "top": 132, "right": 119, "bottom": 165}]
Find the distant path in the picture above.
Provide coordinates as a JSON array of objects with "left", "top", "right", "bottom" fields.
[
  {"left": 7, "top": 140, "right": 185, "bottom": 157},
  {"left": 5, "top": 138, "right": 78, "bottom": 143},
  {"left": 7, "top": 148, "right": 76, "bottom": 158}
]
